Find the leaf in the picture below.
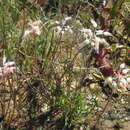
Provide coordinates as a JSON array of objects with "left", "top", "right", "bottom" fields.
[
  {"left": 110, "top": 0, "right": 124, "bottom": 18},
  {"left": 93, "top": 73, "right": 104, "bottom": 80},
  {"left": 44, "top": 29, "right": 55, "bottom": 57}
]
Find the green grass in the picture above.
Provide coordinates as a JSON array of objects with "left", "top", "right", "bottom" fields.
[{"left": 0, "top": 0, "right": 130, "bottom": 129}]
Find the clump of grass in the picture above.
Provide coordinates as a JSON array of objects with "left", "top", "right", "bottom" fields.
[{"left": 0, "top": 0, "right": 130, "bottom": 129}]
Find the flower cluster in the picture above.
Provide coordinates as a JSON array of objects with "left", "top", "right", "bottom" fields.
[
  {"left": 23, "top": 20, "right": 42, "bottom": 38},
  {"left": 52, "top": 17, "right": 73, "bottom": 36},
  {"left": 0, "top": 57, "right": 16, "bottom": 79},
  {"left": 79, "top": 19, "right": 130, "bottom": 92},
  {"left": 79, "top": 19, "right": 111, "bottom": 51},
  {"left": 105, "top": 63, "right": 130, "bottom": 91}
]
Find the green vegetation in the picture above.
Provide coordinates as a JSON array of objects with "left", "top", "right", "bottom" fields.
[{"left": 0, "top": 0, "right": 130, "bottom": 129}]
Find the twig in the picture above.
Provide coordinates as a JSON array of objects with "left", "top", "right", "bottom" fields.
[{"left": 93, "top": 96, "right": 111, "bottom": 129}]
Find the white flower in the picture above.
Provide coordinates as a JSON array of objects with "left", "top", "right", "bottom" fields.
[
  {"left": 105, "top": 64, "right": 130, "bottom": 91},
  {"left": 3, "top": 55, "right": 6, "bottom": 65},
  {"left": 61, "top": 30, "right": 65, "bottom": 35},
  {"left": 56, "top": 26, "right": 62, "bottom": 32},
  {"left": 50, "top": 20, "right": 60, "bottom": 26},
  {"left": 64, "top": 17, "right": 72, "bottom": 21},
  {"left": 55, "top": 26, "right": 63, "bottom": 36},
  {"left": 115, "top": 45, "right": 124, "bottom": 48},
  {"left": 122, "top": 69, "right": 130, "bottom": 74},
  {"left": 4, "top": 61, "right": 15, "bottom": 68},
  {"left": 120, "top": 78, "right": 127, "bottom": 85},
  {"left": 64, "top": 25, "right": 73, "bottom": 34},
  {"left": 81, "top": 28, "right": 93, "bottom": 36},
  {"left": 54, "top": 21, "right": 60, "bottom": 25},
  {"left": 118, "top": 78, "right": 128, "bottom": 91},
  {"left": 91, "top": 42, "right": 95, "bottom": 46},
  {"left": 103, "top": 0, "right": 107, "bottom": 6},
  {"left": 96, "top": 30, "right": 112, "bottom": 36},
  {"left": 126, "top": 77, "right": 130, "bottom": 82},
  {"left": 90, "top": 19, "right": 97, "bottom": 28},
  {"left": 105, "top": 77, "right": 118, "bottom": 88},
  {"left": 103, "top": 32, "right": 112, "bottom": 36},
  {"left": 120, "top": 63, "right": 125, "bottom": 69},
  {"left": 83, "top": 39, "right": 90, "bottom": 44},
  {"left": 94, "top": 37, "right": 100, "bottom": 53},
  {"left": 32, "top": 26, "right": 41, "bottom": 35},
  {"left": 112, "top": 81, "right": 117, "bottom": 88},
  {"left": 94, "top": 37, "right": 109, "bottom": 53},
  {"left": 105, "top": 77, "right": 113, "bottom": 84},
  {"left": 62, "top": 17, "right": 72, "bottom": 25},
  {"left": 96, "top": 30, "right": 104, "bottom": 35},
  {"left": 79, "top": 39, "right": 90, "bottom": 49},
  {"left": 99, "top": 38, "right": 109, "bottom": 46},
  {"left": 68, "top": 28, "right": 73, "bottom": 34}
]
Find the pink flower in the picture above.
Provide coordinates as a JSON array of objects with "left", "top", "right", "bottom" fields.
[
  {"left": 102, "top": 8, "right": 110, "bottom": 13},
  {"left": 23, "top": 30, "right": 32, "bottom": 38},
  {"left": 0, "top": 57, "right": 16, "bottom": 79},
  {"left": 93, "top": 43, "right": 115, "bottom": 77},
  {"left": 105, "top": 64, "right": 130, "bottom": 91},
  {"left": 28, "top": 20, "right": 42, "bottom": 27},
  {"left": 23, "top": 20, "right": 42, "bottom": 38},
  {"left": 2, "top": 66, "right": 16, "bottom": 77}
]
